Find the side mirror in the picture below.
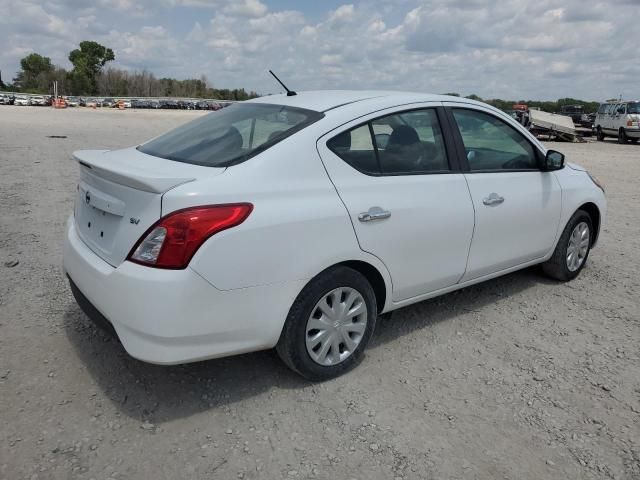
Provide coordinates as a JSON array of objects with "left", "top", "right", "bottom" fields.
[
  {"left": 617, "top": 107, "right": 625, "bottom": 114},
  {"left": 544, "top": 150, "right": 565, "bottom": 171}
]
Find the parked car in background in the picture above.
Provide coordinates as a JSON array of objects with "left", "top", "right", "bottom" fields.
[
  {"left": 101, "top": 98, "right": 115, "bottom": 108},
  {"left": 64, "top": 91, "right": 606, "bottom": 380},
  {"left": 595, "top": 100, "right": 640, "bottom": 143},
  {"left": 66, "top": 96, "right": 81, "bottom": 107},
  {"left": 131, "top": 99, "right": 149, "bottom": 109},
  {"left": 14, "top": 95, "right": 31, "bottom": 106},
  {"left": 0, "top": 93, "right": 14, "bottom": 105},
  {"left": 178, "top": 100, "right": 197, "bottom": 110},
  {"left": 30, "top": 95, "right": 47, "bottom": 106},
  {"left": 559, "top": 105, "right": 582, "bottom": 124}
]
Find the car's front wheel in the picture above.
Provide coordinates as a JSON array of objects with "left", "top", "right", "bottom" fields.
[
  {"left": 542, "top": 210, "right": 593, "bottom": 281},
  {"left": 276, "top": 266, "right": 377, "bottom": 381}
]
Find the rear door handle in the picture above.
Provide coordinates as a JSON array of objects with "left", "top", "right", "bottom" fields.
[
  {"left": 358, "top": 206, "right": 391, "bottom": 222},
  {"left": 483, "top": 193, "right": 504, "bottom": 206}
]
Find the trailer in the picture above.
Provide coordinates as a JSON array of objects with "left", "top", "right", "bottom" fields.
[{"left": 528, "top": 109, "right": 582, "bottom": 142}]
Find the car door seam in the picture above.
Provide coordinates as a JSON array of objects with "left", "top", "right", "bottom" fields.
[
  {"left": 313, "top": 139, "right": 395, "bottom": 296},
  {"left": 459, "top": 173, "right": 477, "bottom": 284}
]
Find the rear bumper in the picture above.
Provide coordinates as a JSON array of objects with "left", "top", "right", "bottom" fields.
[
  {"left": 63, "top": 216, "right": 304, "bottom": 364},
  {"left": 625, "top": 128, "right": 640, "bottom": 139}
]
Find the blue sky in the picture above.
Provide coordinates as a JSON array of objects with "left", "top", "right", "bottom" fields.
[{"left": 1, "top": 0, "right": 638, "bottom": 100}]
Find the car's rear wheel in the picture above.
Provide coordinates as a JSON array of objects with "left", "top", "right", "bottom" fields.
[
  {"left": 596, "top": 127, "right": 604, "bottom": 141},
  {"left": 276, "top": 266, "right": 377, "bottom": 381},
  {"left": 618, "top": 128, "right": 628, "bottom": 144},
  {"left": 542, "top": 210, "right": 593, "bottom": 281}
]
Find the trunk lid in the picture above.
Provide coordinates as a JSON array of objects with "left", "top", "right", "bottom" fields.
[{"left": 73, "top": 147, "right": 224, "bottom": 267}]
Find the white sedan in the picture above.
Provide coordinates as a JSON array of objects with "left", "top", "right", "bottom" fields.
[
  {"left": 63, "top": 91, "right": 606, "bottom": 380},
  {"left": 13, "top": 95, "right": 31, "bottom": 106}
]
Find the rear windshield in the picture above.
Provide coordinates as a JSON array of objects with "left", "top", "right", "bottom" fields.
[
  {"left": 628, "top": 103, "right": 640, "bottom": 114},
  {"left": 138, "top": 103, "right": 324, "bottom": 167}
]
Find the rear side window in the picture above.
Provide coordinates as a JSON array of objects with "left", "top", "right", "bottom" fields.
[
  {"left": 628, "top": 103, "right": 640, "bottom": 114},
  {"left": 327, "top": 125, "right": 379, "bottom": 175},
  {"left": 372, "top": 109, "right": 449, "bottom": 174},
  {"left": 139, "top": 103, "right": 324, "bottom": 167},
  {"left": 327, "top": 108, "right": 450, "bottom": 175}
]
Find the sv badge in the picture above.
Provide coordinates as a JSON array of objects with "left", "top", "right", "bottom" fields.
[{"left": 129, "top": 217, "right": 140, "bottom": 225}]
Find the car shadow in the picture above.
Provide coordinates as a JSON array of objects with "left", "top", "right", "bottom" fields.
[
  {"left": 369, "top": 266, "right": 553, "bottom": 349},
  {"left": 63, "top": 265, "right": 554, "bottom": 423}
]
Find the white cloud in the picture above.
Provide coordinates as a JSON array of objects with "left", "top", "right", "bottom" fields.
[
  {"left": 0, "top": 0, "right": 638, "bottom": 101},
  {"left": 223, "top": 0, "right": 267, "bottom": 18}
]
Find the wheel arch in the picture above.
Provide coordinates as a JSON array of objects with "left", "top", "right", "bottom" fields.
[
  {"left": 337, "top": 260, "right": 388, "bottom": 313},
  {"left": 578, "top": 202, "right": 601, "bottom": 247}
]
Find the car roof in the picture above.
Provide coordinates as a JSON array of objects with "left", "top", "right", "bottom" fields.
[{"left": 248, "top": 90, "right": 463, "bottom": 112}]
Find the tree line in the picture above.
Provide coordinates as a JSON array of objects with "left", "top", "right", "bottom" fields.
[
  {"left": 446, "top": 93, "right": 601, "bottom": 114},
  {"left": 3, "top": 40, "right": 602, "bottom": 108},
  {"left": 4, "top": 40, "right": 258, "bottom": 101}
]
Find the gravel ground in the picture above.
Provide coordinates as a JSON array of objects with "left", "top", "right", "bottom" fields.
[{"left": 1, "top": 106, "right": 639, "bottom": 480}]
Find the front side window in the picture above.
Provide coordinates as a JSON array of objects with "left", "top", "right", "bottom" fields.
[
  {"left": 139, "top": 103, "right": 323, "bottom": 167},
  {"left": 452, "top": 109, "right": 538, "bottom": 171},
  {"left": 327, "top": 108, "right": 449, "bottom": 175}
]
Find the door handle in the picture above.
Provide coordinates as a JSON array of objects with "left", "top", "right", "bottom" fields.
[
  {"left": 358, "top": 206, "right": 391, "bottom": 222},
  {"left": 483, "top": 193, "right": 504, "bottom": 206}
]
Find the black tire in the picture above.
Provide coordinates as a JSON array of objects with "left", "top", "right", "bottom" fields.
[
  {"left": 596, "top": 127, "right": 604, "bottom": 141},
  {"left": 276, "top": 266, "right": 377, "bottom": 381},
  {"left": 542, "top": 210, "right": 594, "bottom": 281},
  {"left": 618, "top": 128, "right": 628, "bottom": 144}
]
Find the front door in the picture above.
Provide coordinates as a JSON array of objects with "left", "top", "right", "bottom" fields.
[
  {"left": 446, "top": 106, "right": 562, "bottom": 281},
  {"left": 317, "top": 106, "right": 475, "bottom": 301}
]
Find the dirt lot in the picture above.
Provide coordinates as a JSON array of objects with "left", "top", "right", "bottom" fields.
[{"left": 0, "top": 106, "right": 638, "bottom": 480}]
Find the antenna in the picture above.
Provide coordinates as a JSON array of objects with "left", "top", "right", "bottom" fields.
[{"left": 269, "top": 70, "right": 296, "bottom": 96}]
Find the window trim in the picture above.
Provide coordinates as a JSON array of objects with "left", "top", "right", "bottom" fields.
[
  {"left": 446, "top": 106, "right": 545, "bottom": 174},
  {"left": 325, "top": 106, "right": 460, "bottom": 177}
]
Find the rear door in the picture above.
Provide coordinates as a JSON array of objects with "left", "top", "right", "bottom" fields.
[
  {"left": 317, "top": 105, "right": 475, "bottom": 301},
  {"left": 73, "top": 148, "right": 223, "bottom": 266},
  {"left": 445, "top": 105, "right": 562, "bottom": 281}
]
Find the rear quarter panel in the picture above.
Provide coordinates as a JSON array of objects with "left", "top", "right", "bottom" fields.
[{"left": 161, "top": 125, "right": 393, "bottom": 303}]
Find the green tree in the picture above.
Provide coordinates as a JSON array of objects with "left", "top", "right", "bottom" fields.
[
  {"left": 68, "top": 41, "right": 115, "bottom": 94},
  {"left": 13, "top": 53, "right": 55, "bottom": 91}
]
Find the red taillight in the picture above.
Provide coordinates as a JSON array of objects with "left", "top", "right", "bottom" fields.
[{"left": 128, "top": 203, "right": 253, "bottom": 269}]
